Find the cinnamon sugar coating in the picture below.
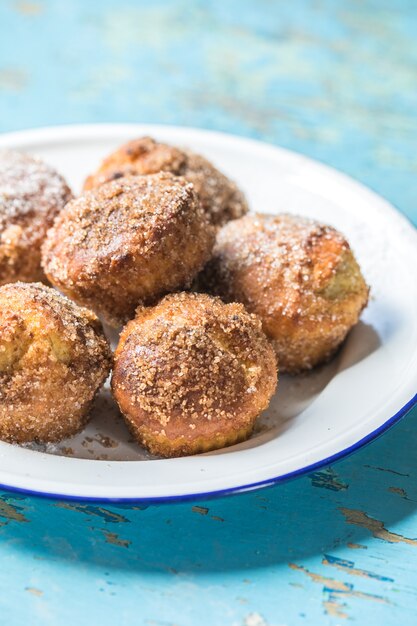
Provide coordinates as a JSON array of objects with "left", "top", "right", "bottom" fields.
[
  {"left": 0, "top": 283, "right": 112, "bottom": 443},
  {"left": 42, "top": 172, "right": 215, "bottom": 326},
  {"left": 83, "top": 136, "right": 248, "bottom": 227},
  {"left": 112, "top": 292, "right": 277, "bottom": 457},
  {"left": 0, "top": 150, "right": 72, "bottom": 285},
  {"left": 199, "top": 213, "right": 369, "bottom": 374}
]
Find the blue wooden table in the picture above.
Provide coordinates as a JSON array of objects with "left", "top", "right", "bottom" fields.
[{"left": 1, "top": 1, "right": 417, "bottom": 624}]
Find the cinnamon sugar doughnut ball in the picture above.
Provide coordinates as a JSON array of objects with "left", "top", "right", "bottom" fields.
[
  {"left": 200, "top": 213, "right": 369, "bottom": 374},
  {"left": 42, "top": 173, "right": 215, "bottom": 326},
  {"left": 0, "top": 283, "right": 111, "bottom": 443},
  {"left": 0, "top": 150, "right": 72, "bottom": 285},
  {"left": 84, "top": 136, "right": 248, "bottom": 227},
  {"left": 112, "top": 292, "right": 277, "bottom": 458}
]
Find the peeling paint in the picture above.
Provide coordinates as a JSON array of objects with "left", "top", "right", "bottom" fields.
[
  {"left": 25, "top": 587, "right": 43, "bottom": 596},
  {"left": 13, "top": 1, "right": 43, "bottom": 16},
  {"left": 192, "top": 506, "right": 209, "bottom": 516},
  {"left": 0, "top": 69, "right": 27, "bottom": 92},
  {"left": 339, "top": 508, "right": 417, "bottom": 546},
  {"left": 388, "top": 486, "right": 412, "bottom": 500},
  {"left": 55, "top": 503, "right": 130, "bottom": 523},
  {"left": 101, "top": 531, "right": 131, "bottom": 549},
  {"left": 323, "top": 594, "right": 348, "bottom": 619},
  {"left": 364, "top": 465, "right": 409, "bottom": 477},
  {"left": 310, "top": 467, "right": 348, "bottom": 491},
  {"left": 347, "top": 543, "right": 367, "bottom": 550},
  {"left": 289, "top": 563, "right": 390, "bottom": 619},
  {"left": 0, "top": 498, "right": 28, "bottom": 523},
  {"left": 323, "top": 554, "right": 394, "bottom": 582}
]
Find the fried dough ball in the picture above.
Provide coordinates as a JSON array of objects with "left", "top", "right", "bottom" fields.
[
  {"left": 200, "top": 213, "right": 369, "bottom": 374},
  {"left": 112, "top": 292, "right": 277, "bottom": 457},
  {"left": 83, "top": 136, "right": 248, "bottom": 227},
  {"left": 42, "top": 173, "right": 215, "bottom": 326},
  {"left": 0, "top": 150, "right": 72, "bottom": 285},
  {"left": 0, "top": 283, "right": 112, "bottom": 443}
]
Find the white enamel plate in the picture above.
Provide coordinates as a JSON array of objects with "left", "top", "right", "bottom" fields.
[{"left": 0, "top": 124, "right": 416, "bottom": 502}]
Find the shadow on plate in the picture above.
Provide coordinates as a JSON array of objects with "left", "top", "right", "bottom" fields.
[
  {"left": 22, "top": 322, "right": 381, "bottom": 460},
  {"left": 216, "top": 321, "right": 381, "bottom": 452},
  {"left": 335, "top": 321, "right": 381, "bottom": 374}
]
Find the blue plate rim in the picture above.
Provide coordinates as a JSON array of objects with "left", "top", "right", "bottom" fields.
[{"left": 1, "top": 392, "right": 416, "bottom": 505}]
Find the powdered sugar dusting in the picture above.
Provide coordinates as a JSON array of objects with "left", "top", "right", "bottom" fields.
[
  {"left": 0, "top": 150, "right": 72, "bottom": 283},
  {"left": 201, "top": 213, "right": 369, "bottom": 372},
  {"left": 0, "top": 149, "right": 71, "bottom": 227}
]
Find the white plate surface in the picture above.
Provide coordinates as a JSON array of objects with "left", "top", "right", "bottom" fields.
[{"left": 0, "top": 123, "right": 416, "bottom": 502}]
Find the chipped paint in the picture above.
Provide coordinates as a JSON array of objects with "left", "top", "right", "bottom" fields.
[
  {"left": 347, "top": 543, "right": 368, "bottom": 550},
  {"left": 101, "top": 531, "right": 131, "bottom": 549},
  {"left": 25, "top": 587, "right": 43, "bottom": 596},
  {"left": 289, "top": 563, "right": 390, "bottom": 619},
  {"left": 364, "top": 465, "right": 410, "bottom": 477},
  {"left": 236, "top": 597, "right": 248, "bottom": 605},
  {"left": 310, "top": 467, "right": 348, "bottom": 491},
  {"left": 339, "top": 508, "right": 417, "bottom": 546},
  {"left": 13, "top": 1, "right": 43, "bottom": 15},
  {"left": 323, "top": 594, "right": 348, "bottom": 619},
  {"left": 0, "top": 69, "right": 27, "bottom": 92},
  {"left": 323, "top": 554, "right": 394, "bottom": 582},
  {"left": 192, "top": 506, "right": 209, "bottom": 516},
  {"left": 0, "top": 498, "right": 28, "bottom": 523},
  {"left": 388, "top": 486, "right": 411, "bottom": 500},
  {"left": 55, "top": 503, "right": 130, "bottom": 523}
]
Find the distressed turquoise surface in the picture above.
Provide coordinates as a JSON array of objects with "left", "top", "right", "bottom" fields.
[{"left": 1, "top": 1, "right": 417, "bottom": 624}]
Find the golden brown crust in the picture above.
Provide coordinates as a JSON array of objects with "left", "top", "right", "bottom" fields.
[
  {"left": 83, "top": 136, "right": 248, "bottom": 226},
  {"left": 199, "top": 213, "right": 369, "bottom": 373},
  {"left": 0, "top": 283, "right": 112, "bottom": 443},
  {"left": 42, "top": 172, "right": 215, "bottom": 326},
  {"left": 0, "top": 150, "right": 72, "bottom": 285},
  {"left": 112, "top": 292, "right": 277, "bottom": 457}
]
